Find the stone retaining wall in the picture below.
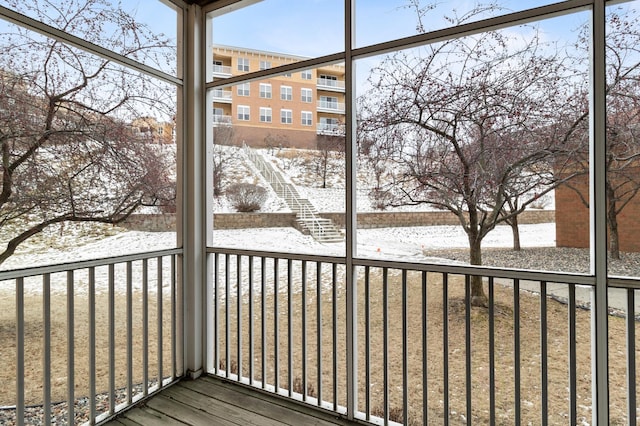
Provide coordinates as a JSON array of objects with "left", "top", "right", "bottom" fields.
[{"left": 122, "top": 210, "right": 555, "bottom": 232}]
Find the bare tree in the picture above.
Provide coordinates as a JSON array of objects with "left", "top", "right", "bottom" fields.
[
  {"left": 264, "top": 133, "right": 290, "bottom": 155},
  {"left": 0, "top": 0, "right": 176, "bottom": 264},
  {"left": 314, "top": 134, "right": 344, "bottom": 189},
  {"left": 358, "top": 3, "right": 583, "bottom": 306},
  {"left": 212, "top": 125, "right": 235, "bottom": 196}
]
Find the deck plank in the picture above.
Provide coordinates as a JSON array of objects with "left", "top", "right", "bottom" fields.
[
  {"left": 184, "top": 377, "right": 352, "bottom": 426},
  {"left": 146, "top": 395, "right": 239, "bottom": 425},
  {"left": 120, "top": 405, "right": 188, "bottom": 425},
  {"left": 103, "top": 375, "right": 362, "bottom": 426},
  {"left": 161, "top": 385, "right": 283, "bottom": 426}
]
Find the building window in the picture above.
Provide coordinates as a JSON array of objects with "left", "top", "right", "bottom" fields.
[
  {"left": 238, "top": 105, "right": 250, "bottom": 121},
  {"left": 281, "top": 86, "right": 292, "bottom": 101},
  {"left": 259, "top": 83, "right": 272, "bottom": 99},
  {"left": 259, "top": 60, "right": 271, "bottom": 70},
  {"left": 301, "top": 70, "right": 312, "bottom": 80},
  {"left": 301, "top": 88, "right": 312, "bottom": 103},
  {"left": 238, "top": 58, "right": 249, "bottom": 72},
  {"left": 301, "top": 111, "right": 312, "bottom": 126},
  {"left": 283, "top": 72, "right": 292, "bottom": 77},
  {"left": 157, "top": 126, "right": 164, "bottom": 135},
  {"left": 260, "top": 107, "right": 272, "bottom": 123},
  {"left": 319, "top": 74, "right": 337, "bottom": 81},
  {"left": 237, "top": 83, "right": 250, "bottom": 96},
  {"left": 281, "top": 109, "right": 292, "bottom": 124}
]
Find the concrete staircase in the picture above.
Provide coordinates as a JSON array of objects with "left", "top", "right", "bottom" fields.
[{"left": 243, "top": 144, "right": 343, "bottom": 243}]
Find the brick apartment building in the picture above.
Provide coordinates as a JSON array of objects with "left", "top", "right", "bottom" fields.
[{"left": 211, "top": 45, "right": 345, "bottom": 149}]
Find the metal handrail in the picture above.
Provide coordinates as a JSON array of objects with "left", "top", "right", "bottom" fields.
[{"left": 242, "top": 144, "right": 339, "bottom": 240}]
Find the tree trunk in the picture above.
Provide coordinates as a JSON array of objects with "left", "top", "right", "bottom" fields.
[
  {"left": 469, "top": 236, "right": 488, "bottom": 307},
  {"left": 608, "top": 198, "right": 620, "bottom": 260},
  {"left": 510, "top": 215, "right": 521, "bottom": 251}
]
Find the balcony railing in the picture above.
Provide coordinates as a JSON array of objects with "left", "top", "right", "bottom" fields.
[
  {"left": 317, "top": 78, "right": 345, "bottom": 92},
  {"left": 212, "top": 64, "right": 232, "bottom": 77},
  {"left": 317, "top": 123, "right": 345, "bottom": 136},
  {"left": 317, "top": 100, "right": 345, "bottom": 114},
  {"left": 211, "top": 88, "right": 232, "bottom": 103},
  {"left": 206, "top": 247, "right": 639, "bottom": 425},
  {"left": 1, "top": 249, "right": 182, "bottom": 426},
  {"left": 212, "top": 114, "right": 233, "bottom": 126},
  {"left": 3, "top": 244, "right": 638, "bottom": 424}
]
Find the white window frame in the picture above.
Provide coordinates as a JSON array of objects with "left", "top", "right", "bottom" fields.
[
  {"left": 301, "top": 88, "right": 312, "bottom": 103},
  {"left": 301, "top": 70, "right": 312, "bottom": 80},
  {"left": 237, "top": 83, "right": 250, "bottom": 96},
  {"left": 281, "top": 109, "right": 292, "bottom": 124},
  {"left": 259, "top": 83, "right": 272, "bottom": 99},
  {"left": 259, "top": 107, "right": 272, "bottom": 123},
  {"left": 259, "top": 60, "right": 271, "bottom": 70},
  {"left": 301, "top": 111, "right": 312, "bottom": 126},
  {"left": 281, "top": 86, "right": 292, "bottom": 101},
  {"left": 237, "top": 57, "right": 249, "bottom": 71},
  {"left": 237, "top": 105, "right": 250, "bottom": 121}
]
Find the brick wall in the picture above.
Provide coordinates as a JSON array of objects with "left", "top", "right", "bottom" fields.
[
  {"left": 122, "top": 210, "right": 554, "bottom": 232},
  {"left": 555, "top": 176, "right": 640, "bottom": 252},
  {"left": 233, "top": 126, "right": 318, "bottom": 149},
  {"left": 555, "top": 179, "right": 590, "bottom": 249}
]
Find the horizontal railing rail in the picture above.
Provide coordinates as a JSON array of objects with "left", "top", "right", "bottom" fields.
[
  {"left": 1, "top": 248, "right": 183, "bottom": 426},
  {"left": 206, "top": 246, "right": 638, "bottom": 425}
]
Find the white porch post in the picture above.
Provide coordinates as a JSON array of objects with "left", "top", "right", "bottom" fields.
[
  {"left": 181, "top": 3, "right": 206, "bottom": 379},
  {"left": 344, "top": 0, "right": 357, "bottom": 419},
  {"left": 590, "top": 0, "right": 609, "bottom": 423}
]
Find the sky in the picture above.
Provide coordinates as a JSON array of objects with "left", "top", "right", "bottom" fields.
[{"left": 209, "top": 0, "right": 591, "bottom": 56}]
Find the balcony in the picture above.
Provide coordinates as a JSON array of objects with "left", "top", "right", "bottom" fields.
[
  {"left": 317, "top": 123, "right": 345, "bottom": 136},
  {"left": 213, "top": 114, "right": 233, "bottom": 126},
  {"left": 317, "top": 78, "right": 345, "bottom": 92},
  {"left": 2, "top": 247, "right": 638, "bottom": 425},
  {"left": 211, "top": 88, "right": 233, "bottom": 103},
  {"left": 317, "top": 100, "right": 346, "bottom": 114},
  {"left": 212, "top": 64, "right": 232, "bottom": 78}
]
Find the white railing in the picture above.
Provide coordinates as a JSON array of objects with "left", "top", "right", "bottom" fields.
[
  {"left": 213, "top": 115, "right": 232, "bottom": 125},
  {"left": 211, "top": 89, "right": 232, "bottom": 102},
  {"left": 212, "top": 64, "right": 232, "bottom": 76},
  {"left": 206, "top": 247, "right": 639, "bottom": 425},
  {"left": 317, "top": 123, "right": 345, "bottom": 136},
  {"left": 0, "top": 249, "right": 183, "bottom": 426},
  {"left": 317, "top": 100, "right": 346, "bottom": 113},
  {"left": 317, "top": 78, "right": 345, "bottom": 91}
]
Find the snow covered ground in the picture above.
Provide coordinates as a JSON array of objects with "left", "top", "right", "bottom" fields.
[
  {"left": 0, "top": 222, "right": 555, "bottom": 271},
  {"left": 0, "top": 144, "right": 557, "bottom": 295},
  {"left": 0, "top": 222, "right": 555, "bottom": 296}
]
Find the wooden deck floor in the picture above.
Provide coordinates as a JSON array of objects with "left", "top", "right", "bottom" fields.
[{"left": 104, "top": 376, "right": 363, "bottom": 426}]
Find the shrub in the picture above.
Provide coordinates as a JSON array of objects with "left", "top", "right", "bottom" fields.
[{"left": 226, "top": 183, "right": 268, "bottom": 212}]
